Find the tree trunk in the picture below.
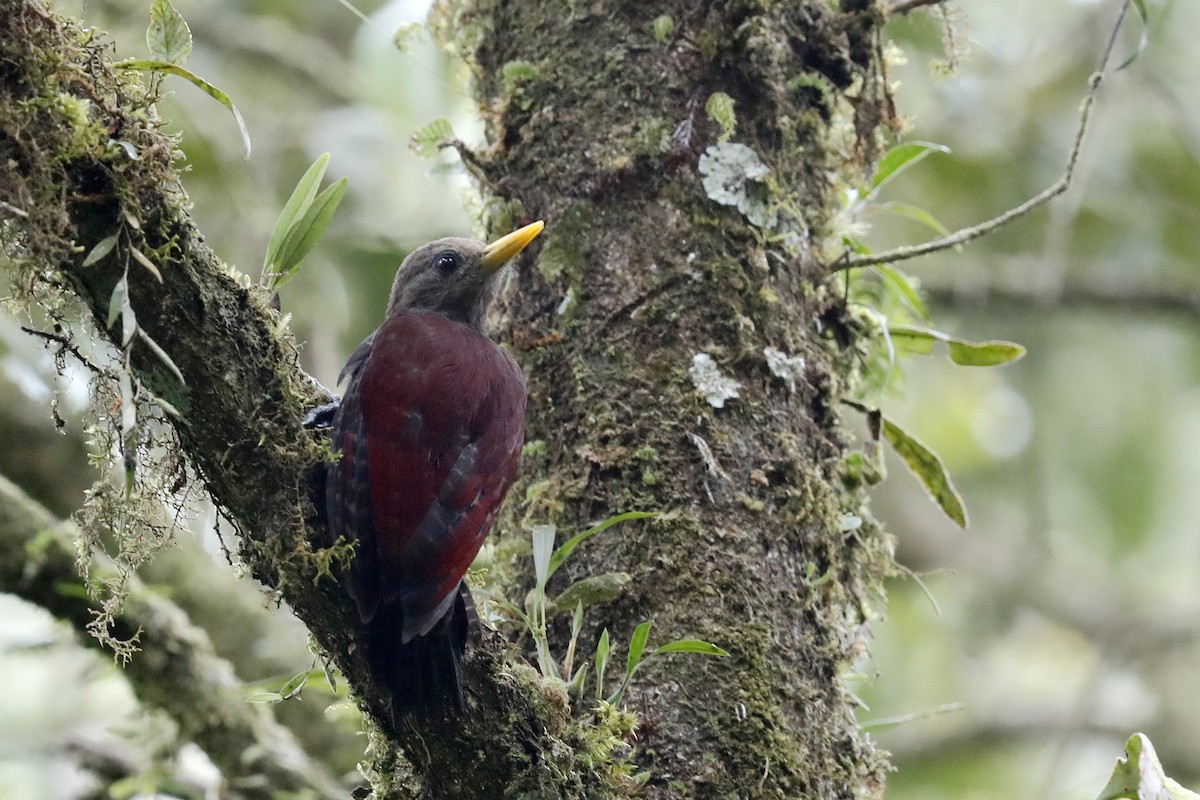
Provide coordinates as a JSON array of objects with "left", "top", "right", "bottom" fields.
[{"left": 0, "top": 0, "right": 893, "bottom": 797}]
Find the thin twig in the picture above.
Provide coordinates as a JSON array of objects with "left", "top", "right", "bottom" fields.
[
  {"left": 837, "top": 0, "right": 1133, "bottom": 272},
  {"left": 886, "top": 0, "right": 948, "bottom": 15},
  {"left": 21, "top": 324, "right": 106, "bottom": 375}
]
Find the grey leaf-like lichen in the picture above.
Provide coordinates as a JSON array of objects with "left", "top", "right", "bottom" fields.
[
  {"left": 698, "top": 143, "right": 775, "bottom": 228},
  {"left": 689, "top": 353, "right": 742, "bottom": 408}
]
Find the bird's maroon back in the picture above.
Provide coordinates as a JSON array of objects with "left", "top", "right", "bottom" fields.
[{"left": 328, "top": 311, "right": 526, "bottom": 642}]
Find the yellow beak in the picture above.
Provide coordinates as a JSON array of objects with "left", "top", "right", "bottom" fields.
[{"left": 481, "top": 220, "right": 545, "bottom": 271}]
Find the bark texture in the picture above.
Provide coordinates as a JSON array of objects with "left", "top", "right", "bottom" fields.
[
  {"left": 448, "top": 1, "right": 894, "bottom": 797},
  {"left": 1, "top": 0, "right": 895, "bottom": 797}
]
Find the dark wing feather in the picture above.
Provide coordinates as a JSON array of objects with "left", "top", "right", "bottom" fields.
[
  {"left": 327, "top": 333, "right": 382, "bottom": 621},
  {"left": 358, "top": 313, "right": 526, "bottom": 640}
]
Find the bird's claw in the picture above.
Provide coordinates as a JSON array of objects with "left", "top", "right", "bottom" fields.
[{"left": 303, "top": 400, "right": 340, "bottom": 430}]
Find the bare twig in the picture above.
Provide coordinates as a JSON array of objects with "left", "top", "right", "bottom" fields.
[
  {"left": 886, "top": 0, "right": 948, "bottom": 15},
  {"left": 837, "top": 0, "right": 1134, "bottom": 271}
]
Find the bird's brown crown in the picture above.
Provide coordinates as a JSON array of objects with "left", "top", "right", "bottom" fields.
[{"left": 386, "top": 221, "right": 544, "bottom": 330}]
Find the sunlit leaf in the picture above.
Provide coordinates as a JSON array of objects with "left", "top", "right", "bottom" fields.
[
  {"left": 652, "top": 640, "right": 729, "bottom": 657},
  {"left": 116, "top": 60, "right": 251, "bottom": 158},
  {"left": 83, "top": 233, "right": 119, "bottom": 267},
  {"left": 146, "top": 0, "right": 192, "bottom": 66},
  {"left": 271, "top": 177, "right": 348, "bottom": 288},
  {"left": 279, "top": 670, "right": 310, "bottom": 700},
  {"left": 594, "top": 628, "right": 610, "bottom": 699},
  {"left": 265, "top": 154, "right": 330, "bottom": 273},
  {"left": 889, "top": 325, "right": 1025, "bottom": 366},
  {"left": 880, "top": 415, "right": 967, "bottom": 528},
  {"left": 870, "top": 141, "right": 950, "bottom": 193}
]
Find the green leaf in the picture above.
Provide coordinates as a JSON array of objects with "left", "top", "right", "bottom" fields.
[
  {"left": 117, "top": 61, "right": 251, "bottom": 159},
  {"left": 107, "top": 275, "right": 128, "bottom": 330},
  {"left": 871, "top": 141, "right": 950, "bottom": 193},
  {"left": 246, "top": 692, "right": 284, "bottom": 704},
  {"left": 547, "top": 511, "right": 655, "bottom": 581},
  {"left": 129, "top": 246, "right": 163, "bottom": 283},
  {"left": 270, "top": 176, "right": 348, "bottom": 288},
  {"left": 651, "top": 639, "right": 730, "bottom": 657},
  {"left": 146, "top": 0, "right": 192, "bottom": 66},
  {"left": 626, "top": 620, "right": 652, "bottom": 677},
  {"left": 1095, "top": 733, "right": 1200, "bottom": 800},
  {"left": 705, "top": 91, "right": 737, "bottom": 143},
  {"left": 83, "top": 233, "right": 119, "bottom": 267},
  {"left": 410, "top": 118, "right": 455, "bottom": 159},
  {"left": 888, "top": 325, "right": 1025, "bottom": 366},
  {"left": 279, "top": 670, "right": 310, "bottom": 700},
  {"left": 652, "top": 14, "right": 674, "bottom": 43},
  {"left": 881, "top": 414, "right": 967, "bottom": 528},
  {"left": 1117, "top": 0, "right": 1149, "bottom": 71},
  {"left": 874, "top": 201, "right": 951, "bottom": 237},
  {"left": 872, "top": 263, "right": 930, "bottom": 321},
  {"left": 549, "top": 572, "right": 631, "bottom": 614},
  {"left": 531, "top": 524, "right": 555, "bottom": 590},
  {"left": 594, "top": 628, "right": 610, "bottom": 699},
  {"left": 265, "top": 154, "right": 330, "bottom": 273},
  {"left": 120, "top": 283, "right": 136, "bottom": 348},
  {"left": 137, "top": 329, "right": 185, "bottom": 386}
]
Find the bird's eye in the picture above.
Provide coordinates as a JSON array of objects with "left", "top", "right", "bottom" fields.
[{"left": 434, "top": 251, "right": 461, "bottom": 273}]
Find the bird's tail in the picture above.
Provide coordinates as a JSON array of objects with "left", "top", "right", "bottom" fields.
[{"left": 361, "top": 583, "right": 477, "bottom": 718}]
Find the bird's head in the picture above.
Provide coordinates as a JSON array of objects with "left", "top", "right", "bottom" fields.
[{"left": 387, "top": 221, "right": 545, "bottom": 329}]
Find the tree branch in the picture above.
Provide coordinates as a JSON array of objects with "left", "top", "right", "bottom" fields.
[{"left": 0, "top": 474, "right": 346, "bottom": 800}]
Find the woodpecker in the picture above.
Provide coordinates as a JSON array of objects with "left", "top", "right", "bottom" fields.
[{"left": 325, "top": 221, "right": 543, "bottom": 716}]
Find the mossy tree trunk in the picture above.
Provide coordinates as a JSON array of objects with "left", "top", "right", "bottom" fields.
[
  {"left": 1, "top": 0, "right": 893, "bottom": 797},
  {"left": 459, "top": 1, "right": 893, "bottom": 796}
]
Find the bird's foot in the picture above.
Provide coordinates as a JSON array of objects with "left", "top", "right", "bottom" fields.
[{"left": 302, "top": 400, "right": 340, "bottom": 430}]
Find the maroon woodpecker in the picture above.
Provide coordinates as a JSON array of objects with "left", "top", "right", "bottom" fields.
[{"left": 325, "top": 221, "right": 543, "bottom": 716}]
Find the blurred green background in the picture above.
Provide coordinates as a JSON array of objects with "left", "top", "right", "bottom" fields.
[{"left": 1, "top": 0, "right": 1196, "bottom": 797}]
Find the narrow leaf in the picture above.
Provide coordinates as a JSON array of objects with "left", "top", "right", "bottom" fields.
[
  {"left": 246, "top": 692, "right": 284, "bottom": 704},
  {"left": 107, "top": 276, "right": 128, "bottom": 330},
  {"left": 946, "top": 339, "right": 1026, "bottom": 367},
  {"left": 147, "top": 0, "right": 192, "bottom": 66},
  {"left": 410, "top": 118, "right": 455, "bottom": 159},
  {"left": 265, "top": 154, "right": 330, "bottom": 272},
  {"left": 871, "top": 141, "right": 950, "bottom": 193},
  {"left": 547, "top": 511, "right": 655, "bottom": 581},
  {"left": 888, "top": 325, "right": 1025, "bottom": 366},
  {"left": 881, "top": 415, "right": 967, "bottom": 527},
  {"left": 279, "top": 670, "right": 310, "bottom": 700},
  {"left": 626, "top": 620, "right": 652, "bottom": 677},
  {"left": 549, "top": 572, "right": 631, "bottom": 614},
  {"left": 129, "top": 246, "right": 163, "bottom": 282},
  {"left": 875, "top": 201, "right": 952, "bottom": 237},
  {"left": 120, "top": 286, "right": 136, "bottom": 348},
  {"left": 137, "top": 329, "right": 186, "bottom": 385},
  {"left": 83, "top": 234, "right": 119, "bottom": 267},
  {"left": 271, "top": 177, "right": 348, "bottom": 287},
  {"left": 531, "top": 524, "right": 555, "bottom": 590},
  {"left": 872, "top": 263, "right": 930, "bottom": 321},
  {"left": 594, "top": 628, "right": 610, "bottom": 699},
  {"left": 116, "top": 61, "right": 251, "bottom": 158},
  {"left": 652, "top": 639, "right": 730, "bottom": 657},
  {"left": 1117, "top": 0, "right": 1149, "bottom": 71}
]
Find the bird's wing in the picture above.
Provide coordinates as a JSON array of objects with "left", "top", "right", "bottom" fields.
[
  {"left": 358, "top": 313, "right": 525, "bottom": 637},
  {"left": 326, "top": 332, "right": 381, "bottom": 621}
]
